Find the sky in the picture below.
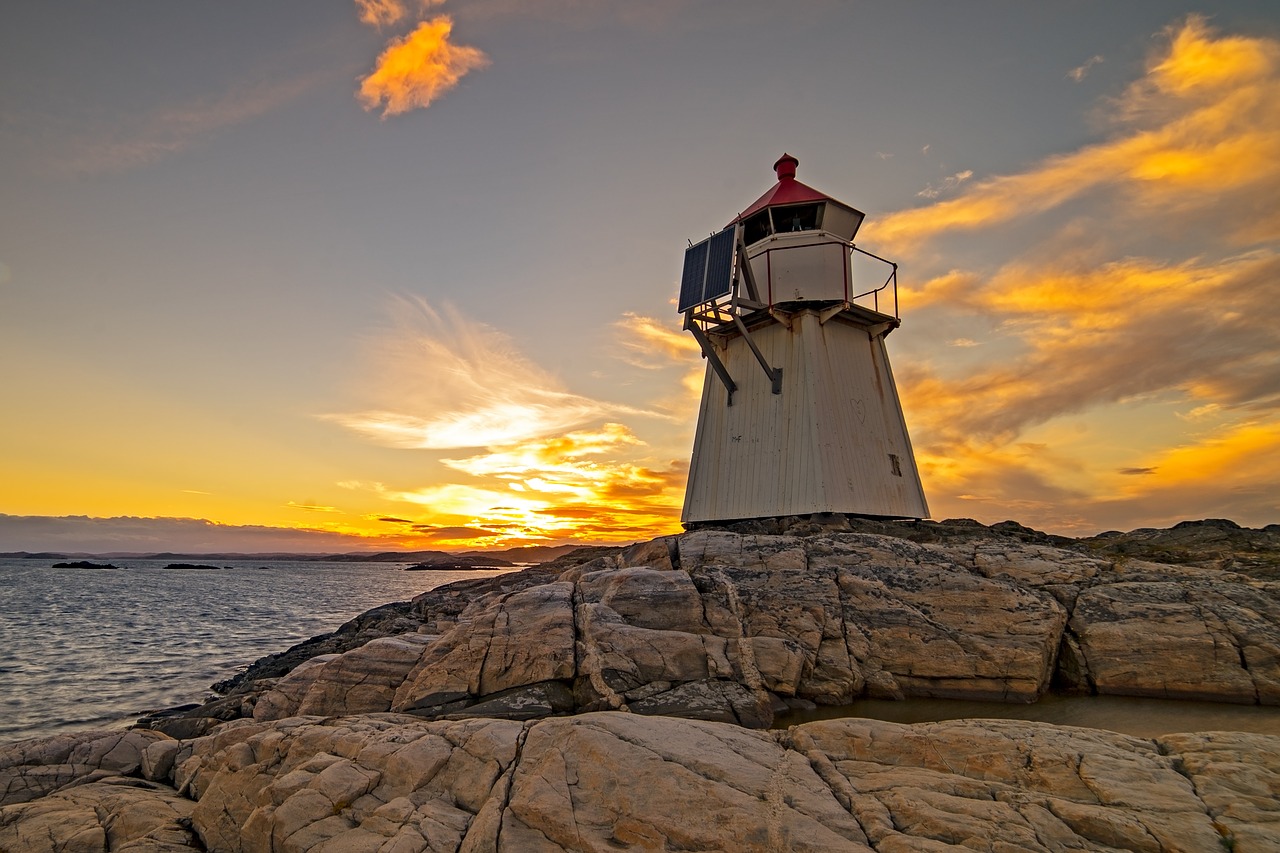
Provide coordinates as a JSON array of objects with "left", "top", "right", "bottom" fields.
[{"left": 2, "top": 1, "right": 1278, "bottom": 553}]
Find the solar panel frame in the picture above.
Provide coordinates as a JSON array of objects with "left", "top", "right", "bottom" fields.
[
  {"left": 678, "top": 239, "right": 710, "bottom": 313},
  {"left": 677, "top": 226, "right": 737, "bottom": 313},
  {"left": 703, "top": 227, "right": 736, "bottom": 304}
]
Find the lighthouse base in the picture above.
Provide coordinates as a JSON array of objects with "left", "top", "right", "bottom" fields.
[{"left": 681, "top": 308, "right": 928, "bottom": 525}]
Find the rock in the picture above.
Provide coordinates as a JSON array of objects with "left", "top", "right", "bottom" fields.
[
  {"left": 27, "top": 713, "right": 1267, "bottom": 852},
  {"left": 1080, "top": 519, "right": 1280, "bottom": 579},
  {"left": 1071, "top": 581, "right": 1280, "bottom": 703},
  {"left": 0, "top": 729, "right": 173, "bottom": 807},
  {"left": 252, "top": 654, "right": 342, "bottom": 721},
  {"left": 184, "top": 715, "right": 524, "bottom": 852},
  {"left": 0, "top": 776, "right": 199, "bottom": 852},
  {"left": 185, "top": 529, "right": 1276, "bottom": 733},
  {"left": 210, "top": 602, "right": 422, "bottom": 695},
  {"left": 1159, "top": 730, "right": 1280, "bottom": 848},
  {"left": 294, "top": 634, "right": 439, "bottom": 718},
  {"left": 394, "top": 581, "right": 577, "bottom": 716},
  {"left": 791, "top": 717, "right": 1237, "bottom": 852}
]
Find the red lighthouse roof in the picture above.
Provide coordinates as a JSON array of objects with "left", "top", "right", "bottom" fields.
[{"left": 731, "top": 153, "right": 837, "bottom": 225}]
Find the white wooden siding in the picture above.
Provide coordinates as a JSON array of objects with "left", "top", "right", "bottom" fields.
[{"left": 682, "top": 309, "right": 929, "bottom": 524}]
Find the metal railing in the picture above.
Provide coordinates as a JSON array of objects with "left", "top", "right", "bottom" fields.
[{"left": 749, "top": 238, "right": 899, "bottom": 319}]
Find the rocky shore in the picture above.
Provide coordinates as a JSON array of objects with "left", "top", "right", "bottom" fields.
[{"left": 3, "top": 518, "right": 1278, "bottom": 850}]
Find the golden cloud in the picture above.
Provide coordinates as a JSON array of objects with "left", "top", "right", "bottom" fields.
[
  {"left": 358, "top": 16, "right": 489, "bottom": 116},
  {"left": 875, "top": 16, "right": 1280, "bottom": 253},
  {"left": 878, "top": 17, "right": 1280, "bottom": 533},
  {"left": 327, "top": 298, "right": 647, "bottom": 449},
  {"left": 328, "top": 303, "right": 688, "bottom": 545},
  {"left": 612, "top": 312, "right": 701, "bottom": 368}
]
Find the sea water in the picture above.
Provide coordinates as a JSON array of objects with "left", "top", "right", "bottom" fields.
[{"left": 0, "top": 556, "right": 515, "bottom": 743}]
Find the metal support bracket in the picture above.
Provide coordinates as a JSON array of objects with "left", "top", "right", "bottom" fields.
[
  {"left": 685, "top": 314, "right": 737, "bottom": 405},
  {"left": 736, "top": 237, "right": 760, "bottom": 303},
  {"left": 732, "top": 314, "right": 783, "bottom": 394},
  {"left": 818, "top": 303, "right": 847, "bottom": 325},
  {"left": 865, "top": 320, "right": 895, "bottom": 339}
]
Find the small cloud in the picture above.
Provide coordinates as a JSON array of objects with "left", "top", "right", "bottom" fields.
[
  {"left": 409, "top": 525, "right": 496, "bottom": 541},
  {"left": 949, "top": 338, "right": 982, "bottom": 348},
  {"left": 917, "top": 169, "right": 974, "bottom": 200},
  {"left": 180, "top": 489, "right": 212, "bottom": 495},
  {"left": 612, "top": 313, "right": 700, "bottom": 369},
  {"left": 1180, "top": 403, "right": 1223, "bottom": 421},
  {"left": 1118, "top": 467, "right": 1157, "bottom": 476},
  {"left": 355, "top": 0, "right": 408, "bottom": 28},
  {"left": 358, "top": 16, "right": 490, "bottom": 117},
  {"left": 287, "top": 501, "right": 340, "bottom": 513},
  {"left": 355, "top": 0, "right": 446, "bottom": 29},
  {"left": 1068, "top": 54, "right": 1105, "bottom": 82},
  {"left": 336, "top": 480, "right": 382, "bottom": 491},
  {"left": 376, "top": 516, "right": 415, "bottom": 524},
  {"left": 876, "top": 151, "right": 893, "bottom": 160}
]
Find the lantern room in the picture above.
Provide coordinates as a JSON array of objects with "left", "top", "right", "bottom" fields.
[{"left": 734, "top": 154, "right": 868, "bottom": 306}]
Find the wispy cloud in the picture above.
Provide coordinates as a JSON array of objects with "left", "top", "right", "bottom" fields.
[
  {"left": 286, "top": 501, "right": 341, "bottom": 513},
  {"left": 1067, "top": 54, "right": 1104, "bottom": 82},
  {"left": 358, "top": 15, "right": 489, "bottom": 116},
  {"left": 52, "top": 72, "right": 327, "bottom": 176},
  {"left": 916, "top": 169, "right": 973, "bottom": 199},
  {"left": 326, "top": 297, "right": 635, "bottom": 449}
]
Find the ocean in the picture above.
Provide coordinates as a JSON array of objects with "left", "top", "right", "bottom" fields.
[{"left": 0, "top": 556, "right": 515, "bottom": 744}]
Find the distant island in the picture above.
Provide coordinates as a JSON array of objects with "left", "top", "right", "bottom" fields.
[
  {"left": 49, "top": 560, "right": 118, "bottom": 569},
  {"left": 404, "top": 550, "right": 514, "bottom": 571},
  {"left": 7, "top": 543, "right": 580, "bottom": 564}
]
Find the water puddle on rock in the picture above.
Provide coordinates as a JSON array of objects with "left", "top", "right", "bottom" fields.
[{"left": 775, "top": 694, "right": 1280, "bottom": 737}]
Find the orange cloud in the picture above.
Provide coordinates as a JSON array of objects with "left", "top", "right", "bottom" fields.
[
  {"left": 612, "top": 312, "right": 701, "bottom": 368},
  {"left": 425, "top": 423, "right": 686, "bottom": 541},
  {"left": 358, "top": 16, "right": 489, "bottom": 116},
  {"left": 875, "top": 16, "right": 1280, "bottom": 253},
  {"left": 327, "top": 303, "right": 688, "bottom": 546}
]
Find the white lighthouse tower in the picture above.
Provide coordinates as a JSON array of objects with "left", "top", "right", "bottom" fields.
[{"left": 679, "top": 154, "right": 928, "bottom": 525}]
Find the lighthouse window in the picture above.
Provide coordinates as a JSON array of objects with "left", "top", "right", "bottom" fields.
[
  {"left": 772, "top": 203, "right": 822, "bottom": 233},
  {"left": 743, "top": 210, "right": 772, "bottom": 244}
]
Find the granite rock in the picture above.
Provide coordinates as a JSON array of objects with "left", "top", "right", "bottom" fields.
[
  {"left": 228, "top": 529, "right": 1280, "bottom": 731},
  {"left": 12, "top": 714, "right": 1272, "bottom": 852}
]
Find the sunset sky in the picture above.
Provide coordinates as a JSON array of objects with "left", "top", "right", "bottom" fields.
[{"left": 3, "top": 2, "right": 1278, "bottom": 553}]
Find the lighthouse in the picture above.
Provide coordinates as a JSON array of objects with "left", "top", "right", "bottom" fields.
[{"left": 679, "top": 154, "right": 928, "bottom": 525}]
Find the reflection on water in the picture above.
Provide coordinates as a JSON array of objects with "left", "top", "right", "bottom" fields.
[{"left": 777, "top": 694, "right": 1280, "bottom": 737}]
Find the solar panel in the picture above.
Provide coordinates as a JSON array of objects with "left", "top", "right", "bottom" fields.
[
  {"left": 677, "top": 227, "right": 737, "bottom": 313},
  {"left": 704, "top": 227, "right": 735, "bottom": 303},
  {"left": 678, "top": 239, "right": 709, "bottom": 313}
]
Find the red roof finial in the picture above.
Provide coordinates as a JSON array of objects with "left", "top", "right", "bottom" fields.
[{"left": 773, "top": 153, "right": 799, "bottom": 181}]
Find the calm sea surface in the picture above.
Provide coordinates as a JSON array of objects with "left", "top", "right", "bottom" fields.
[
  {"left": 0, "top": 557, "right": 515, "bottom": 744},
  {"left": 3, "top": 557, "right": 1278, "bottom": 745}
]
